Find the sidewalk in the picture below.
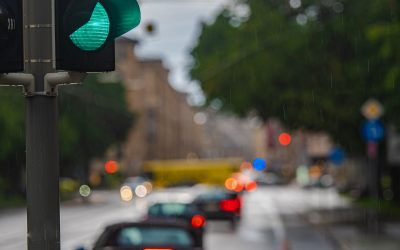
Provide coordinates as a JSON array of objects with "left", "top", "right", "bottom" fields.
[{"left": 306, "top": 207, "right": 400, "bottom": 250}]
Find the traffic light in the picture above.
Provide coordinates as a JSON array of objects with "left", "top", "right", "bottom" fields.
[
  {"left": 278, "top": 132, "right": 292, "bottom": 146},
  {"left": 55, "top": 0, "right": 140, "bottom": 72},
  {"left": 0, "top": 0, "right": 23, "bottom": 73}
]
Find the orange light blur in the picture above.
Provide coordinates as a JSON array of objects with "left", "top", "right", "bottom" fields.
[
  {"left": 105, "top": 160, "right": 119, "bottom": 174},
  {"left": 144, "top": 249, "right": 172, "bottom": 250},
  {"left": 234, "top": 181, "right": 244, "bottom": 192},
  {"left": 232, "top": 172, "right": 249, "bottom": 183},
  {"left": 240, "top": 161, "right": 252, "bottom": 171},
  {"left": 245, "top": 180, "right": 257, "bottom": 192},
  {"left": 191, "top": 214, "right": 206, "bottom": 228},
  {"left": 309, "top": 165, "right": 322, "bottom": 178},
  {"left": 279, "top": 133, "right": 292, "bottom": 146},
  {"left": 225, "top": 177, "right": 238, "bottom": 191}
]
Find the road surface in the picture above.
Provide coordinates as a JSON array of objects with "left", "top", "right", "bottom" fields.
[{"left": 0, "top": 186, "right": 364, "bottom": 250}]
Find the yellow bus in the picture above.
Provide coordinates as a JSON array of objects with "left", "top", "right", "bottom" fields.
[{"left": 143, "top": 158, "right": 241, "bottom": 187}]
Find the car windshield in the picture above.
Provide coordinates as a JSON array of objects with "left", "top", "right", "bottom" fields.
[
  {"left": 148, "top": 203, "right": 188, "bottom": 216},
  {"left": 116, "top": 226, "right": 193, "bottom": 247},
  {"left": 196, "top": 191, "right": 232, "bottom": 201}
]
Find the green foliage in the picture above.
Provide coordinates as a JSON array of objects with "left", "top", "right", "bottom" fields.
[
  {"left": 190, "top": 0, "right": 399, "bottom": 154},
  {"left": 0, "top": 88, "right": 25, "bottom": 160},
  {"left": 59, "top": 74, "right": 134, "bottom": 178},
  {"left": 0, "top": 74, "right": 133, "bottom": 196},
  {"left": 0, "top": 87, "right": 25, "bottom": 196}
]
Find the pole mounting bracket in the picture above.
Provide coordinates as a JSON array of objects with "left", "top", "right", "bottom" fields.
[
  {"left": 0, "top": 73, "right": 35, "bottom": 96},
  {"left": 0, "top": 72, "right": 87, "bottom": 96},
  {"left": 44, "top": 72, "right": 87, "bottom": 96}
]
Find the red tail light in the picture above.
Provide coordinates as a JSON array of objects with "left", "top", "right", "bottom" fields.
[
  {"left": 191, "top": 214, "right": 206, "bottom": 228},
  {"left": 220, "top": 197, "right": 241, "bottom": 212},
  {"left": 144, "top": 249, "right": 173, "bottom": 250}
]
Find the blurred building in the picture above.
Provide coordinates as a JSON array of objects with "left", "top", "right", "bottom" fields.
[
  {"left": 254, "top": 118, "right": 334, "bottom": 177},
  {"left": 201, "top": 111, "right": 257, "bottom": 160},
  {"left": 115, "top": 38, "right": 204, "bottom": 175}
]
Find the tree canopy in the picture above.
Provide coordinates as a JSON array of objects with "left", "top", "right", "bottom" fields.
[
  {"left": 0, "top": 74, "right": 133, "bottom": 196},
  {"left": 190, "top": 0, "right": 400, "bottom": 154}
]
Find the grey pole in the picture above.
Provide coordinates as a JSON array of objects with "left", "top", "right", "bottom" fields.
[
  {"left": 23, "top": 0, "right": 61, "bottom": 248},
  {"left": 26, "top": 96, "right": 60, "bottom": 250}
]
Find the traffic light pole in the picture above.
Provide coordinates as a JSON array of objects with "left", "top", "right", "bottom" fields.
[
  {"left": 1, "top": 0, "right": 139, "bottom": 248},
  {"left": 22, "top": 0, "right": 84, "bottom": 249},
  {"left": 24, "top": 0, "right": 61, "bottom": 249}
]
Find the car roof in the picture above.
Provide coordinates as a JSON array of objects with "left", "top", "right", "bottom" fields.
[
  {"left": 104, "top": 220, "right": 190, "bottom": 231},
  {"left": 195, "top": 188, "right": 238, "bottom": 200},
  {"left": 149, "top": 201, "right": 192, "bottom": 207}
]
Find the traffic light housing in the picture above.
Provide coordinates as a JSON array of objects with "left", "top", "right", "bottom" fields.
[
  {"left": 0, "top": 0, "right": 23, "bottom": 73},
  {"left": 55, "top": 0, "right": 140, "bottom": 72}
]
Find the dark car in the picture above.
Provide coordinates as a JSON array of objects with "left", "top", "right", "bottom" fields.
[
  {"left": 146, "top": 202, "right": 205, "bottom": 248},
  {"left": 80, "top": 221, "right": 200, "bottom": 250},
  {"left": 192, "top": 189, "right": 241, "bottom": 228}
]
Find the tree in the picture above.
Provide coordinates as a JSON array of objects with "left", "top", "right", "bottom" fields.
[
  {"left": 0, "top": 88, "right": 25, "bottom": 197},
  {"left": 58, "top": 74, "right": 134, "bottom": 180},
  {"left": 0, "top": 74, "right": 133, "bottom": 197},
  {"left": 190, "top": 0, "right": 395, "bottom": 154}
]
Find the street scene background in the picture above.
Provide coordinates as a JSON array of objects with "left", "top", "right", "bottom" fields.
[{"left": 2, "top": 0, "right": 400, "bottom": 249}]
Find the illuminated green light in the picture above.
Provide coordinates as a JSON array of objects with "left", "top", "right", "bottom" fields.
[
  {"left": 106, "top": 0, "right": 141, "bottom": 38},
  {"left": 69, "top": 3, "right": 110, "bottom": 51}
]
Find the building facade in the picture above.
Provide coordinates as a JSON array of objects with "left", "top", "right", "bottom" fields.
[{"left": 115, "top": 38, "right": 204, "bottom": 175}]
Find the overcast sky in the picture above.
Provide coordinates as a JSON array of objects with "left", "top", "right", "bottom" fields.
[{"left": 125, "top": 0, "right": 230, "bottom": 104}]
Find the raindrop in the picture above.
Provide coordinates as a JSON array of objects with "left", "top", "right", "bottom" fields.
[
  {"left": 193, "top": 112, "right": 208, "bottom": 125},
  {"left": 305, "top": 6, "right": 319, "bottom": 20},
  {"left": 289, "top": 0, "right": 302, "bottom": 9},
  {"left": 296, "top": 14, "right": 308, "bottom": 26},
  {"left": 333, "top": 2, "right": 344, "bottom": 13}
]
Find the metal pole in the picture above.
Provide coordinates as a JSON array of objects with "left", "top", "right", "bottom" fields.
[
  {"left": 366, "top": 141, "right": 381, "bottom": 233},
  {"left": 23, "top": 0, "right": 60, "bottom": 248},
  {"left": 26, "top": 96, "right": 60, "bottom": 250}
]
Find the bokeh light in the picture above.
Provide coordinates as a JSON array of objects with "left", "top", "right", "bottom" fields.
[
  {"left": 225, "top": 177, "right": 238, "bottom": 191},
  {"left": 135, "top": 185, "right": 147, "bottom": 198},
  {"left": 296, "top": 14, "right": 308, "bottom": 26},
  {"left": 79, "top": 184, "right": 91, "bottom": 197},
  {"left": 143, "top": 181, "right": 153, "bottom": 194},
  {"left": 252, "top": 158, "right": 267, "bottom": 171},
  {"left": 232, "top": 172, "right": 248, "bottom": 183},
  {"left": 191, "top": 215, "right": 206, "bottom": 228},
  {"left": 245, "top": 180, "right": 257, "bottom": 192},
  {"left": 240, "top": 161, "right": 252, "bottom": 171},
  {"left": 193, "top": 112, "right": 208, "bottom": 125},
  {"left": 105, "top": 160, "right": 119, "bottom": 174},
  {"left": 289, "top": 0, "right": 301, "bottom": 9},
  {"left": 278, "top": 132, "right": 292, "bottom": 146},
  {"left": 120, "top": 185, "right": 133, "bottom": 202},
  {"left": 89, "top": 173, "right": 102, "bottom": 187},
  {"left": 234, "top": 181, "right": 244, "bottom": 193}
]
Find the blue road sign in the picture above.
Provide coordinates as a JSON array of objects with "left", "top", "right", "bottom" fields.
[
  {"left": 361, "top": 120, "right": 385, "bottom": 142},
  {"left": 329, "top": 147, "right": 346, "bottom": 165}
]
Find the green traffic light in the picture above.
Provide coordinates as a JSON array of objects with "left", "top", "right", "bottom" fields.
[
  {"left": 105, "top": 0, "right": 141, "bottom": 38},
  {"left": 69, "top": 2, "right": 110, "bottom": 51}
]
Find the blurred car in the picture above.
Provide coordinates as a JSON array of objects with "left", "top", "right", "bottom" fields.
[
  {"left": 122, "top": 176, "right": 148, "bottom": 189},
  {"left": 78, "top": 221, "right": 200, "bottom": 250},
  {"left": 255, "top": 172, "right": 283, "bottom": 186},
  {"left": 120, "top": 176, "right": 152, "bottom": 200},
  {"left": 146, "top": 202, "right": 206, "bottom": 248},
  {"left": 192, "top": 188, "right": 241, "bottom": 228}
]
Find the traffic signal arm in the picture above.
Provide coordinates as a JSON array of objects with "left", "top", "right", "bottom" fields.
[
  {"left": 44, "top": 72, "right": 87, "bottom": 95},
  {"left": 0, "top": 73, "right": 34, "bottom": 94}
]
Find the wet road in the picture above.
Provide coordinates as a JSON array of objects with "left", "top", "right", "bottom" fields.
[{"left": 0, "top": 186, "right": 350, "bottom": 250}]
